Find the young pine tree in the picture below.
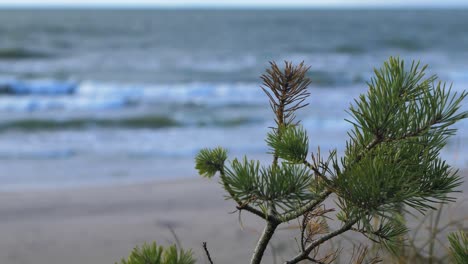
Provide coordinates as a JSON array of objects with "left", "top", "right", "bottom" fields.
[
  {"left": 117, "top": 242, "right": 195, "bottom": 264},
  {"left": 195, "top": 57, "right": 467, "bottom": 264}
]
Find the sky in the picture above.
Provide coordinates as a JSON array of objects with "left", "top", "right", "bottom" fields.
[{"left": 0, "top": 0, "right": 467, "bottom": 8}]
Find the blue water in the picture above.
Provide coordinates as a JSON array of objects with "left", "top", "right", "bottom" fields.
[{"left": 0, "top": 9, "right": 466, "bottom": 188}]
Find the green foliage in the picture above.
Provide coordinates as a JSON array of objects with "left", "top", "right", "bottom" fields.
[
  {"left": 117, "top": 242, "right": 195, "bottom": 264},
  {"left": 195, "top": 147, "right": 227, "bottom": 178},
  {"left": 334, "top": 142, "right": 461, "bottom": 216},
  {"left": 221, "top": 157, "right": 260, "bottom": 202},
  {"left": 223, "top": 157, "right": 315, "bottom": 212},
  {"left": 266, "top": 125, "right": 309, "bottom": 164},
  {"left": 358, "top": 213, "right": 408, "bottom": 255},
  {"left": 332, "top": 57, "right": 466, "bottom": 253},
  {"left": 448, "top": 231, "right": 468, "bottom": 264},
  {"left": 346, "top": 57, "right": 466, "bottom": 144},
  {"left": 194, "top": 58, "right": 466, "bottom": 264}
]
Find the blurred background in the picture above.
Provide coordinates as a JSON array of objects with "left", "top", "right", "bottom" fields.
[{"left": 0, "top": 1, "right": 466, "bottom": 189}]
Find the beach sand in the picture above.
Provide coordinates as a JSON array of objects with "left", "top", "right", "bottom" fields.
[{"left": 0, "top": 173, "right": 466, "bottom": 264}]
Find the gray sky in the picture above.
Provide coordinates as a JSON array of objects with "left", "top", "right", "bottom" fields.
[{"left": 0, "top": 0, "right": 467, "bottom": 8}]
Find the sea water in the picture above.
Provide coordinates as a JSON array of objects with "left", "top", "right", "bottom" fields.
[{"left": 0, "top": 9, "right": 466, "bottom": 189}]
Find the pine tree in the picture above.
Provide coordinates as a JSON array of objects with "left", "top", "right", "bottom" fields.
[
  {"left": 117, "top": 242, "right": 195, "bottom": 264},
  {"left": 195, "top": 57, "right": 467, "bottom": 264}
]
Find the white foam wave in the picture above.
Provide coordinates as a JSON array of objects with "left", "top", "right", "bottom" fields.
[
  {"left": 0, "top": 80, "right": 268, "bottom": 112},
  {"left": 0, "top": 79, "right": 77, "bottom": 94}
]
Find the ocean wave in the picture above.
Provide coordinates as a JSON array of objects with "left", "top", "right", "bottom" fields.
[
  {"left": 307, "top": 70, "right": 360, "bottom": 86},
  {"left": 0, "top": 47, "right": 53, "bottom": 60},
  {"left": 0, "top": 80, "right": 268, "bottom": 112},
  {"left": 0, "top": 96, "right": 130, "bottom": 112},
  {"left": 0, "top": 115, "right": 260, "bottom": 132},
  {"left": 0, "top": 76, "right": 362, "bottom": 112},
  {"left": 0, "top": 126, "right": 271, "bottom": 159},
  {"left": 1, "top": 69, "right": 462, "bottom": 114},
  {"left": 0, "top": 79, "right": 370, "bottom": 113},
  {"left": 0, "top": 79, "right": 77, "bottom": 95},
  {"left": 380, "top": 38, "right": 424, "bottom": 51}
]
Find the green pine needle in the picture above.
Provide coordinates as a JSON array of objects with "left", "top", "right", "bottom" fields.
[
  {"left": 117, "top": 242, "right": 195, "bottom": 264},
  {"left": 195, "top": 147, "right": 228, "bottom": 178},
  {"left": 448, "top": 231, "right": 468, "bottom": 264},
  {"left": 266, "top": 125, "right": 309, "bottom": 164},
  {"left": 191, "top": 59, "right": 467, "bottom": 264}
]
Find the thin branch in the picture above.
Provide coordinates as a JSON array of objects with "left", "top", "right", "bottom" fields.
[
  {"left": 219, "top": 169, "right": 280, "bottom": 222},
  {"left": 302, "top": 207, "right": 335, "bottom": 247},
  {"left": 202, "top": 242, "right": 214, "bottom": 264},
  {"left": 349, "top": 227, "right": 381, "bottom": 243},
  {"left": 352, "top": 103, "right": 446, "bottom": 165},
  {"left": 167, "top": 225, "right": 182, "bottom": 249},
  {"left": 236, "top": 203, "right": 281, "bottom": 223},
  {"left": 303, "top": 160, "right": 331, "bottom": 185},
  {"left": 280, "top": 190, "right": 332, "bottom": 222},
  {"left": 285, "top": 218, "right": 359, "bottom": 264}
]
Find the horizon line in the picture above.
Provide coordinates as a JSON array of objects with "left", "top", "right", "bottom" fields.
[{"left": 0, "top": 4, "right": 467, "bottom": 9}]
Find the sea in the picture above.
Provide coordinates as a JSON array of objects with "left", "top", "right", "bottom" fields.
[{"left": 0, "top": 9, "right": 466, "bottom": 189}]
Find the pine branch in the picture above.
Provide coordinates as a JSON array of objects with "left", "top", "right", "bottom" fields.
[
  {"left": 285, "top": 218, "right": 360, "bottom": 264},
  {"left": 219, "top": 168, "right": 278, "bottom": 222},
  {"left": 280, "top": 190, "right": 332, "bottom": 222},
  {"left": 261, "top": 61, "right": 311, "bottom": 167},
  {"left": 193, "top": 58, "right": 467, "bottom": 264},
  {"left": 303, "top": 159, "right": 331, "bottom": 185},
  {"left": 352, "top": 103, "right": 455, "bottom": 165},
  {"left": 236, "top": 202, "right": 280, "bottom": 223},
  {"left": 250, "top": 221, "right": 279, "bottom": 264},
  {"left": 261, "top": 61, "right": 311, "bottom": 127}
]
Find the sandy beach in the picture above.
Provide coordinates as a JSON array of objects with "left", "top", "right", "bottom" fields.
[
  {"left": 0, "top": 177, "right": 292, "bottom": 264},
  {"left": 0, "top": 172, "right": 466, "bottom": 264}
]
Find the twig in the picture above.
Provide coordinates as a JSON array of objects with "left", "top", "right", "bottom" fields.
[
  {"left": 219, "top": 169, "right": 283, "bottom": 223},
  {"left": 285, "top": 218, "right": 359, "bottom": 264},
  {"left": 236, "top": 203, "right": 280, "bottom": 223},
  {"left": 167, "top": 225, "right": 182, "bottom": 249},
  {"left": 202, "top": 242, "right": 214, "bottom": 264},
  {"left": 280, "top": 190, "right": 332, "bottom": 222}
]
